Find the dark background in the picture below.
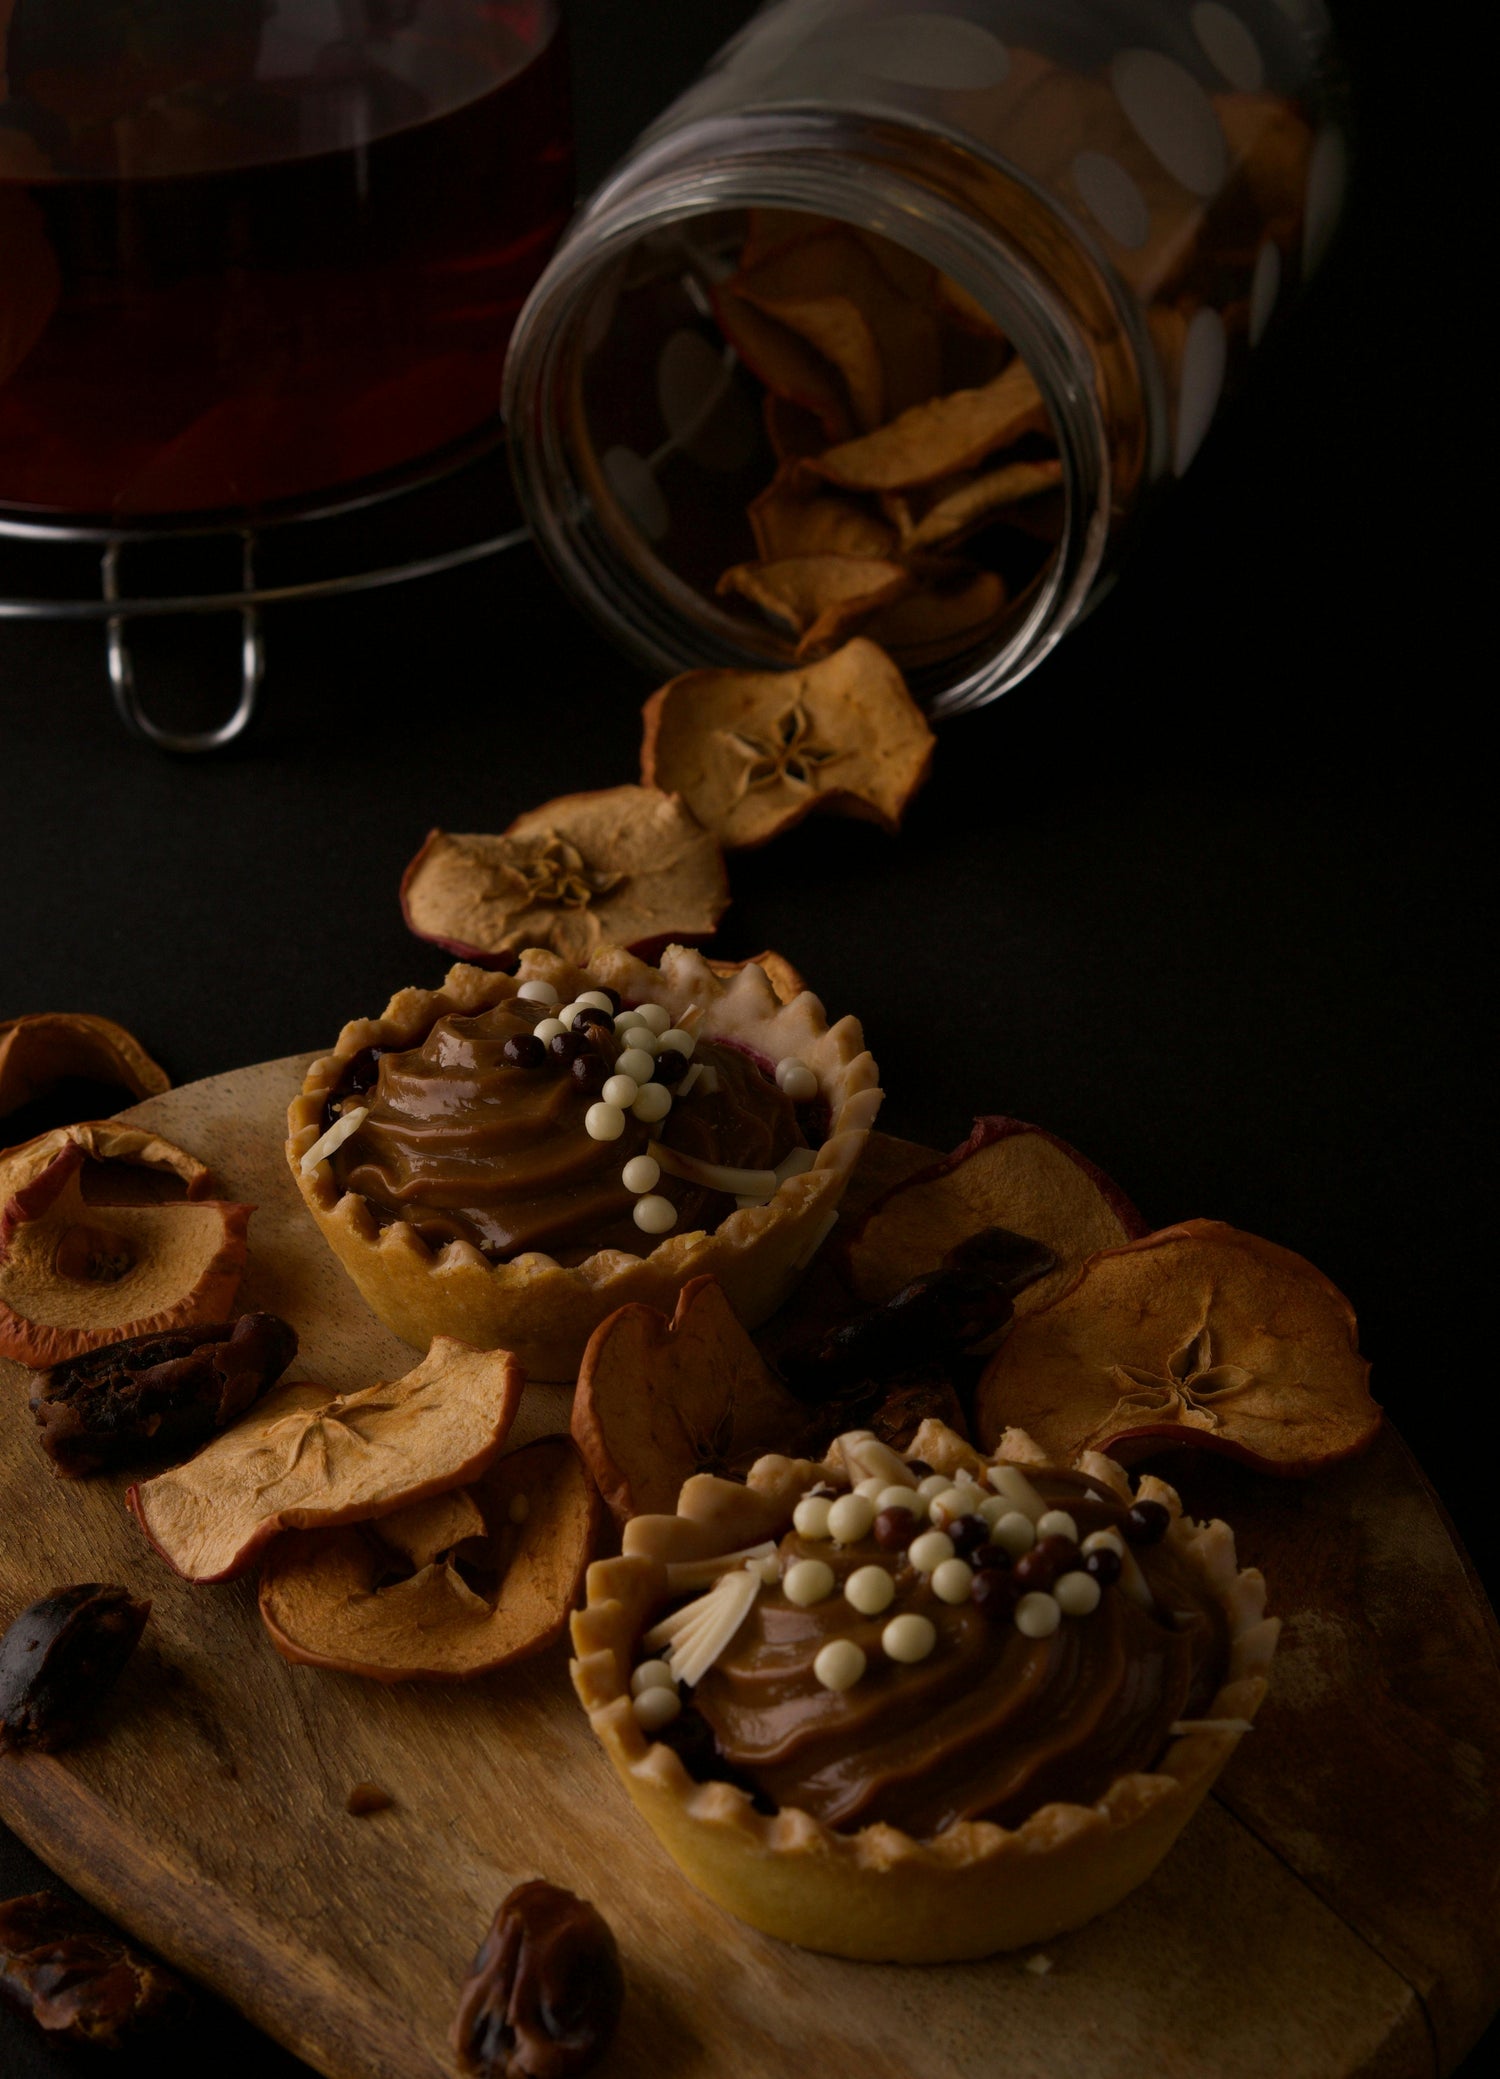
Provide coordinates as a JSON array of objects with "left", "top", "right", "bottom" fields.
[{"left": 1, "top": 1, "right": 1492, "bottom": 2073}]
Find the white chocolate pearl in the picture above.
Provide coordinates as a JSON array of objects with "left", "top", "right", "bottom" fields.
[
  {"left": 774, "top": 1057, "right": 817, "bottom": 1101},
  {"left": 621, "top": 1155, "right": 660, "bottom": 1194},
  {"left": 631, "top": 1003, "right": 672, "bottom": 1035},
  {"left": 909, "top": 1529, "right": 955, "bottom": 1574},
  {"left": 882, "top": 1613, "right": 937, "bottom": 1664},
  {"left": 854, "top": 1476, "right": 888, "bottom": 1501},
  {"left": 585, "top": 1102, "right": 626, "bottom": 1141},
  {"left": 814, "top": 1639, "right": 867, "bottom": 1692},
  {"left": 615, "top": 1046, "right": 656, "bottom": 1084},
  {"left": 991, "top": 1511, "right": 1037, "bottom": 1557},
  {"left": 978, "top": 1495, "right": 1009, "bottom": 1527},
  {"left": 1082, "top": 1528, "right": 1125, "bottom": 1557},
  {"left": 633, "top": 1195, "right": 677, "bottom": 1235},
  {"left": 631, "top": 1083, "right": 673, "bottom": 1123},
  {"left": 601, "top": 1074, "right": 639, "bottom": 1108},
  {"left": 784, "top": 1558, "right": 836, "bottom": 1606},
  {"left": 616, "top": 1022, "right": 660, "bottom": 1054},
  {"left": 659, "top": 1028, "right": 696, "bottom": 1058},
  {"left": 877, "top": 1486, "right": 924, "bottom": 1519},
  {"left": 827, "top": 1493, "right": 875, "bottom": 1544},
  {"left": 931, "top": 1558, "right": 975, "bottom": 1605},
  {"left": 632, "top": 1685, "right": 682, "bottom": 1731},
  {"left": 517, "top": 980, "right": 559, "bottom": 1007},
  {"left": 929, "top": 1486, "right": 974, "bottom": 1528},
  {"left": 558, "top": 1002, "right": 585, "bottom": 1028},
  {"left": 1055, "top": 1571, "right": 1103, "bottom": 1617},
  {"left": 630, "top": 1659, "right": 676, "bottom": 1696},
  {"left": 793, "top": 1494, "right": 833, "bottom": 1539},
  {"left": 916, "top": 1474, "right": 950, "bottom": 1501},
  {"left": 1015, "top": 1591, "right": 1062, "bottom": 1639},
  {"left": 575, "top": 990, "right": 614, "bottom": 1013},
  {"left": 1037, "top": 1510, "right": 1079, "bottom": 1543},
  {"left": 748, "top": 1553, "right": 782, "bottom": 1584},
  {"left": 844, "top": 1565, "right": 896, "bottom": 1616},
  {"left": 534, "top": 1018, "right": 567, "bottom": 1044}
]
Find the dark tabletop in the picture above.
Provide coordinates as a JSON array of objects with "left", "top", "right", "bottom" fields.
[{"left": 1, "top": 2, "right": 1492, "bottom": 2074}]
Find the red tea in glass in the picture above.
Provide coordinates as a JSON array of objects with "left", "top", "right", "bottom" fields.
[{"left": 0, "top": 1, "right": 572, "bottom": 517}]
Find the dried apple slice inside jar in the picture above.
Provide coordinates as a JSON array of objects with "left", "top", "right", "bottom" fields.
[
  {"left": 128, "top": 1338, "right": 525, "bottom": 1582},
  {"left": 0, "top": 1140, "right": 251, "bottom": 1367},
  {"left": 258, "top": 1435, "right": 599, "bottom": 1681}
]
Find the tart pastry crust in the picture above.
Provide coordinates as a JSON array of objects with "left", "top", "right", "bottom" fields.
[
  {"left": 570, "top": 1425, "right": 1277, "bottom": 1960},
  {"left": 287, "top": 948, "right": 881, "bottom": 1382}
]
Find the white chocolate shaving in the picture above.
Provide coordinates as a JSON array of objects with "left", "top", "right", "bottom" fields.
[
  {"left": 677, "top": 1061, "right": 703, "bottom": 1096},
  {"left": 648, "top": 1142, "right": 779, "bottom": 1198},
  {"left": 662, "top": 1569, "right": 762, "bottom": 1688},
  {"left": 987, "top": 1463, "right": 1048, "bottom": 1522},
  {"left": 664, "top": 1541, "right": 777, "bottom": 1592},
  {"left": 299, "top": 1106, "right": 368, "bottom": 1174},
  {"left": 840, "top": 1435, "right": 916, "bottom": 1489}
]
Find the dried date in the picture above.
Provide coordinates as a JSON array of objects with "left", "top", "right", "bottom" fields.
[
  {"left": 0, "top": 1890, "right": 189, "bottom": 2048},
  {"left": 0, "top": 1585, "right": 149, "bottom": 1754},
  {"left": 29, "top": 1312, "right": 297, "bottom": 1476},
  {"left": 452, "top": 1880, "right": 624, "bottom": 2079}
]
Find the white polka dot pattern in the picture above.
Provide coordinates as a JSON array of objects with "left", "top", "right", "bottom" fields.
[
  {"left": 655, "top": 329, "right": 756, "bottom": 472},
  {"left": 602, "top": 446, "right": 669, "bottom": 543},
  {"left": 1250, "top": 238, "right": 1281, "bottom": 346},
  {"left": 1191, "top": 4, "right": 1265, "bottom": 93},
  {"left": 1071, "top": 150, "right": 1150, "bottom": 250},
  {"left": 1110, "top": 49, "right": 1228, "bottom": 198},
  {"left": 1174, "top": 308, "right": 1227, "bottom": 473},
  {"left": 850, "top": 14, "right": 1011, "bottom": 93}
]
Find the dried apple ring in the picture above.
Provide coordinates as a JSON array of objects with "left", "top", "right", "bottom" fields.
[{"left": 0, "top": 1013, "right": 168, "bottom": 1122}]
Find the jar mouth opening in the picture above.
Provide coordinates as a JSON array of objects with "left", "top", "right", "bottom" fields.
[{"left": 504, "top": 143, "right": 1111, "bottom": 715}]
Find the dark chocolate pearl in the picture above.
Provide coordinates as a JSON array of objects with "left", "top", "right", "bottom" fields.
[
  {"left": 549, "top": 1031, "right": 588, "bottom": 1067},
  {"left": 873, "top": 1506, "right": 917, "bottom": 1554},
  {"left": 570, "top": 1053, "right": 605, "bottom": 1096},
  {"left": 1035, "top": 1533, "right": 1081, "bottom": 1575},
  {"left": 1124, "top": 1501, "right": 1170, "bottom": 1547},
  {"left": 652, "top": 1047, "right": 689, "bottom": 1086},
  {"left": 1084, "top": 1546, "right": 1122, "bottom": 1587},
  {"left": 970, "top": 1565, "right": 1019, "bottom": 1617},
  {"left": 596, "top": 986, "right": 622, "bottom": 1012},
  {"left": 571, "top": 1006, "right": 613, "bottom": 1033},
  {"left": 502, "top": 1033, "right": 545, "bottom": 1071},
  {"left": 1012, "top": 1544, "right": 1058, "bottom": 1593},
  {"left": 948, "top": 1514, "right": 990, "bottom": 1560}
]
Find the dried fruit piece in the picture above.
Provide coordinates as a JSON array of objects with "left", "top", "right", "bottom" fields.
[
  {"left": 400, "top": 788, "right": 729, "bottom": 969},
  {"left": 845, "top": 1116, "right": 1147, "bottom": 1315},
  {"left": 975, "top": 1219, "right": 1381, "bottom": 1476},
  {"left": 128, "top": 1337, "right": 525, "bottom": 1583},
  {"left": 863, "top": 567, "right": 1007, "bottom": 666},
  {"left": 452, "top": 1879, "right": 624, "bottom": 2079},
  {"left": 258, "top": 1435, "right": 599, "bottom": 1682},
  {"left": 573, "top": 1276, "right": 804, "bottom": 1523},
  {"left": 0, "top": 1014, "right": 169, "bottom": 1121},
  {"left": 748, "top": 469, "right": 897, "bottom": 563},
  {"left": 800, "top": 360, "right": 1049, "bottom": 494},
  {"left": 0, "top": 1142, "right": 252, "bottom": 1368},
  {"left": 716, "top": 553, "right": 912, "bottom": 659},
  {"left": 0, "top": 1585, "right": 150, "bottom": 1754},
  {"left": 0, "top": 1892, "right": 190, "bottom": 2048},
  {"left": 888, "top": 456, "right": 1064, "bottom": 552},
  {"left": 641, "top": 638, "right": 935, "bottom": 850},
  {"left": 711, "top": 285, "right": 852, "bottom": 441},
  {"left": 29, "top": 1312, "right": 297, "bottom": 1477},
  {"left": 0, "top": 1119, "right": 211, "bottom": 1211}
]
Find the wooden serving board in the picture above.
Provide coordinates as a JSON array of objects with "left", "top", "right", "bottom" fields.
[{"left": 2, "top": 1058, "right": 1498, "bottom": 2079}]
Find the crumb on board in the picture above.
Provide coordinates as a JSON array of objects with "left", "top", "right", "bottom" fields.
[
  {"left": 346, "top": 1782, "right": 393, "bottom": 1816},
  {"left": 1025, "top": 1953, "right": 1053, "bottom": 1976}
]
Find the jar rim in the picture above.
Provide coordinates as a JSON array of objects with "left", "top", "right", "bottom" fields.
[{"left": 503, "top": 107, "right": 1118, "bottom": 716}]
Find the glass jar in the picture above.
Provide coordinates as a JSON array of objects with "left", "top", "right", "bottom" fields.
[{"left": 504, "top": 0, "right": 1348, "bottom": 714}]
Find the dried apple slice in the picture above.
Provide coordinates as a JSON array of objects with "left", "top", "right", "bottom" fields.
[
  {"left": 128, "top": 1337, "right": 525, "bottom": 1583},
  {"left": 716, "top": 553, "right": 913, "bottom": 659},
  {"left": 710, "top": 285, "right": 852, "bottom": 441},
  {"left": 573, "top": 1276, "right": 804, "bottom": 1524},
  {"left": 0, "top": 1121, "right": 211, "bottom": 1210},
  {"left": 974, "top": 1219, "right": 1381, "bottom": 1477},
  {"left": 748, "top": 470, "right": 896, "bottom": 563},
  {"left": 640, "top": 638, "right": 934, "bottom": 850},
  {"left": 844, "top": 1116, "right": 1146, "bottom": 1316},
  {"left": 889, "top": 456, "right": 1064, "bottom": 553},
  {"left": 0, "top": 1014, "right": 169, "bottom": 1121},
  {"left": 0, "top": 1143, "right": 251, "bottom": 1367},
  {"left": 799, "top": 360, "right": 1049, "bottom": 494},
  {"left": 257, "top": 1434, "right": 599, "bottom": 1682},
  {"left": 399, "top": 787, "right": 729, "bottom": 969},
  {"left": 863, "top": 567, "right": 1007, "bottom": 666}
]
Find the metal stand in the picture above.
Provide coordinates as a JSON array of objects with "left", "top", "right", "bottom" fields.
[{"left": 0, "top": 430, "right": 531, "bottom": 753}]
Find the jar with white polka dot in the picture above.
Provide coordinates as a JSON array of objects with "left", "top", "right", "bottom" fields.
[{"left": 506, "top": 1, "right": 1346, "bottom": 714}]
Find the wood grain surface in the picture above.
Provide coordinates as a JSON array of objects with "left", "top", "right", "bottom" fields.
[{"left": 1, "top": 1059, "right": 1495, "bottom": 2078}]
